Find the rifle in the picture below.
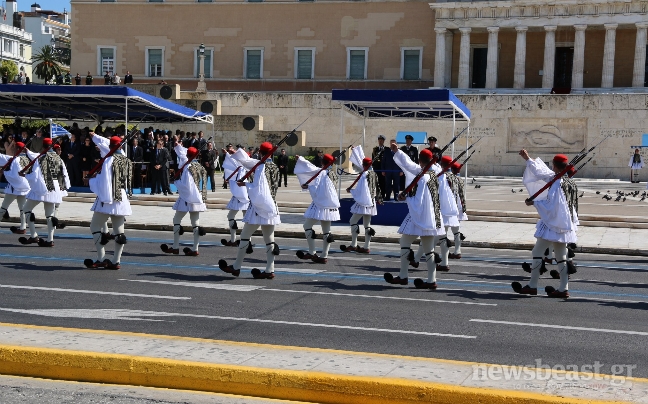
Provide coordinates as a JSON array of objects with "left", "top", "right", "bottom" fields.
[
  {"left": 458, "top": 150, "right": 476, "bottom": 169},
  {"left": 225, "top": 166, "right": 241, "bottom": 182},
  {"left": 0, "top": 137, "right": 33, "bottom": 173},
  {"left": 437, "top": 137, "right": 483, "bottom": 177},
  {"left": 236, "top": 116, "right": 307, "bottom": 185},
  {"left": 85, "top": 127, "right": 140, "bottom": 179},
  {"left": 397, "top": 153, "right": 439, "bottom": 200},
  {"left": 173, "top": 137, "right": 212, "bottom": 180},
  {"left": 569, "top": 155, "right": 594, "bottom": 178},
  {"left": 526, "top": 135, "right": 611, "bottom": 203},
  {"left": 18, "top": 144, "right": 53, "bottom": 176},
  {"left": 303, "top": 146, "right": 349, "bottom": 187}
]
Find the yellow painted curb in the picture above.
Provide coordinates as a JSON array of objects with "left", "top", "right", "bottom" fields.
[{"left": 0, "top": 344, "right": 626, "bottom": 404}]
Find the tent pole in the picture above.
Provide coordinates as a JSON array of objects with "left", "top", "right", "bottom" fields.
[
  {"left": 362, "top": 113, "right": 366, "bottom": 149},
  {"left": 338, "top": 107, "right": 344, "bottom": 197},
  {"left": 465, "top": 124, "right": 470, "bottom": 194},
  {"left": 124, "top": 97, "right": 128, "bottom": 153},
  {"left": 451, "top": 109, "right": 456, "bottom": 159}
]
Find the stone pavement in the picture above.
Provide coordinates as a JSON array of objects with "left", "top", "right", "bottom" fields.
[
  {"left": 1, "top": 322, "right": 646, "bottom": 404},
  {"left": 2, "top": 176, "right": 648, "bottom": 254}
]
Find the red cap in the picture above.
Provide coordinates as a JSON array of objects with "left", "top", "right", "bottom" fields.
[
  {"left": 441, "top": 155, "right": 453, "bottom": 167},
  {"left": 187, "top": 147, "right": 199, "bottom": 159},
  {"left": 323, "top": 154, "right": 335, "bottom": 166},
  {"left": 42, "top": 138, "right": 52, "bottom": 147},
  {"left": 259, "top": 142, "right": 273, "bottom": 155},
  {"left": 419, "top": 149, "right": 433, "bottom": 161},
  {"left": 553, "top": 154, "right": 569, "bottom": 164},
  {"left": 110, "top": 136, "right": 122, "bottom": 147},
  {"left": 53, "top": 144, "right": 61, "bottom": 150},
  {"left": 452, "top": 161, "right": 461, "bottom": 170},
  {"left": 15, "top": 142, "right": 25, "bottom": 150},
  {"left": 362, "top": 157, "right": 372, "bottom": 167}
]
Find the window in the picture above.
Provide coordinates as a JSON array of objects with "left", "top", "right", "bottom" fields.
[
  {"left": 98, "top": 46, "right": 115, "bottom": 76},
  {"left": 294, "top": 48, "right": 315, "bottom": 79},
  {"left": 146, "top": 48, "right": 163, "bottom": 77},
  {"left": 3, "top": 39, "right": 13, "bottom": 55},
  {"left": 43, "top": 26, "right": 50, "bottom": 34},
  {"left": 401, "top": 48, "right": 422, "bottom": 80},
  {"left": 347, "top": 48, "right": 368, "bottom": 80},
  {"left": 19, "top": 44, "right": 24, "bottom": 58},
  {"left": 244, "top": 48, "right": 263, "bottom": 79},
  {"left": 195, "top": 48, "right": 213, "bottom": 78}
]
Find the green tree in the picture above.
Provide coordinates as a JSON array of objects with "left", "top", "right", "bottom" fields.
[
  {"left": 0, "top": 60, "right": 19, "bottom": 82},
  {"left": 33, "top": 45, "right": 62, "bottom": 81}
]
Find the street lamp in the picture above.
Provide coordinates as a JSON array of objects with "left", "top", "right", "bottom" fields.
[{"left": 196, "top": 43, "right": 206, "bottom": 92}]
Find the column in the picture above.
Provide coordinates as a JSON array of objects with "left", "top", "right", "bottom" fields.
[
  {"left": 444, "top": 31, "right": 453, "bottom": 88},
  {"left": 458, "top": 28, "right": 471, "bottom": 88},
  {"left": 632, "top": 23, "right": 648, "bottom": 87},
  {"left": 513, "top": 26, "right": 528, "bottom": 89},
  {"left": 485, "top": 26, "right": 499, "bottom": 89},
  {"left": 571, "top": 24, "right": 587, "bottom": 89},
  {"left": 601, "top": 24, "right": 618, "bottom": 88},
  {"left": 434, "top": 27, "right": 446, "bottom": 87},
  {"left": 542, "top": 26, "right": 557, "bottom": 89}
]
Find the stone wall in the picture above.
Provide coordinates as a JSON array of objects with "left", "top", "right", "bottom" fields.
[{"left": 206, "top": 91, "right": 647, "bottom": 179}]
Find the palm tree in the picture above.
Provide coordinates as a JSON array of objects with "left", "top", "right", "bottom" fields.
[{"left": 33, "top": 45, "right": 62, "bottom": 82}]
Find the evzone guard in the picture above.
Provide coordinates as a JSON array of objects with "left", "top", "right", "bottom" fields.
[
  {"left": 411, "top": 154, "right": 459, "bottom": 272},
  {"left": 294, "top": 153, "right": 340, "bottom": 264},
  {"left": 160, "top": 145, "right": 207, "bottom": 256},
  {"left": 340, "top": 145, "right": 382, "bottom": 254},
  {"left": 19, "top": 137, "right": 70, "bottom": 247},
  {"left": 218, "top": 142, "right": 281, "bottom": 279},
  {"left": 448, "top": 161, "right": 467, "bottom": 259},
  {"left": 221, "top": 145, "right": 250, "bottom": 247},
  {"left": 85, "top": 133, "right": 133, "bottom": 269},
  {"left": 383, "top": 145, "right": 445, "bottom": 289},
  {"left": 0, "top": 142, "right": 30, "bottom": 234},
  {"left": 513, "top": 151, "right": 577, "bottom": 298}
]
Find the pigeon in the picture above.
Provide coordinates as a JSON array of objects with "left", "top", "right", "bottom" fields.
[
  {"left": 623, "top": 197, "right": 627, "bottom": 202},
  {"left": 603, "top": 195, "right": 612, "bottom": 200},
  {"left": 615, "top": 195, "right": 622, "bottom": 202},
  {"left": 596, "top": 191, "right": 600, "bottom": 194},
  {"left": 511, "top": 189, "right": 516, "bottom": 193},
  {"left": 475, "top": 185, "right": 481, "bottom": 189},
  {"left": 471, "top": 178, "right": 475, "bottom": 184},
  {"left": 641, "top": 196, "right": 646, "bottom": 202},
  {"left": 579, "top": 192, "right": 584, "bottom": 198},
  {"left": 642, "top": 191, "right": 647, "bottom": 197},
  {"left": 520, "top": 189, "right": 524, "bottom": 192}
]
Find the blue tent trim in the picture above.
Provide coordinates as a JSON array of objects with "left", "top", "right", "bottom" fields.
[
  {"left": 0, "top": 84, "right": 213, "bottom": 124},
  {"left": 331, "top": 89, "right": 470, "bottom": 121}
]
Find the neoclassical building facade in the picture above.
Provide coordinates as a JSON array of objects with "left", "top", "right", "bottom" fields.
[{"left": 70, "top": 0, "right": 648, "bottom": 92}]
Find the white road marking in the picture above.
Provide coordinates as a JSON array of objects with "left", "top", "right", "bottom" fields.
[
  {"left": 0, "top": 284, "right": 190, "bottom": 300},
  {"left": 118, "top": 279, "right": 264, "bottom": 292},
  {"left": 262, "top": 288, "right": 497, "bottom": 306},
  {"left": 0, "top": 308, "right": 475, "bottom": 339},
  {"left": 117, "top": 279, "right": 495, "bottom": 306},
  {"left": 470, "top": 319, "right": 648, "bottom": 336}
]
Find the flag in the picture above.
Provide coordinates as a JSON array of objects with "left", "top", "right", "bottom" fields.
[{"left": 50, "top": 123, "right": 71, "bottom": 138}]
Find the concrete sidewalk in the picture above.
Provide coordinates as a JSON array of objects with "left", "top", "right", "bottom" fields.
[{"left": 0, "top": 322, "right": 645, "bottom": 404}]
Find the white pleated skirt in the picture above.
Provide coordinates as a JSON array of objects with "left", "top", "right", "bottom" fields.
[
  {"left": 304, "top": 202, "right": 340, "bottom": 221},
  {"left": 173, "top": 197, "right": 206, "bottom": 212},
  {"left": 226, "top": 196, "right": 249, "bottom": 211},
  {"left": 91, "top": 190, "right": 132, "bottom": 216},
  {"left": 4, "top": 184, "right": 29, "bottom": 196},
  {"left": 398, "top": 213, "right": 446, "bottom": 237},
  {"left": 442, "top": 214, "right": 460, "bottom": 227},
  {"left": 243, "top": 204, "right": 281, "bottom": 225},
  {"left": 534, "top": 220, "right": 577, "bottom": 244},
  {"left": 350, "top": 202, "right": 377, "bottom": 216},
  {"left": 459, "top": 212, "right": 468, "bottom": 221}
]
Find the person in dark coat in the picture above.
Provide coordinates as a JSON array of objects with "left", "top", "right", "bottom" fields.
[
  {"left": 381, "top": 139, "right": 403, "bottom": 201},
  {"left": 201, "top": 142, "right": 218, "bottom": 192},
  {"left": 399, "top": 134, "right": 418, "bottom": 190},
  {"left": 150, "top": 139, "right": 171, "bottom": 195},
  {"left": 277, "top": 148, "right": 289, "bottom": 187},
  {"left": 372, "top": 135, "right": 387, "bottom": 200},
  {"left": 64, "top": 134, "right": 82, "bottom": 187},
  {"left": 313, "top": 150, "right": 323, "bottom": 168},
  {"left": 80, "top": 137, "right": 95, "bottom": 186},
  {"left": 128, "top": 138, "right": 144, "bottom": 188}
]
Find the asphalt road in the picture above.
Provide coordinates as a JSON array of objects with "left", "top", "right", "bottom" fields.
[
  {"left": 0, "top": 226, "right": 647, "bottom": 378},
  {"left": 0, "top": 375, "right": 301, "bottom": 404}
]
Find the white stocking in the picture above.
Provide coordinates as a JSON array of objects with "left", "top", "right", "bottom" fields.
[
  {"left": 303, "top": 218, "right": 318, "bottom": 254},
  {"left": 261, "top": 225, "right": 276, "bottom": 273},
  {"left": 349, "top": 214, "right": 362, "bottom": 247},
  {"left": 22, "top": 199, "right": 40, "bottom": 238},
  {"left": 399, "top": 235, "right": 417, "bottom": 279},
  {"left": 420, "top": 236, "right": 436, "bottom": 283},
  {"left": 363, "top": 215, "right": 373, "bottom": 249},
  {"left": 111, "top": 215, "right": 126, "bottom": 263},
  {"left": 227, "top": 210, "right": 239, "bottom": 242},
  {"left": 90, "top": 212, "right": 110, "bottom": 262},
  {"left": 190, "top": 212, "right": 200, "bottom": 251},
  {"left": 552, "top": 243, "right": 569, "bottom": 292},
  {"left": 529, "top": 238, "right": 552, "bottom": 288},
  {"left": 321, "top": 220, "right": 332, "bottom": 258},
  {"left": 451, "top": 225, "right": 461, "bottom": 255},
  {"left": 234, "top": 223, "right": 259, "bottom": 270},
  {"left": 172, "top": 210, "right": 187, "bottom": 249}
]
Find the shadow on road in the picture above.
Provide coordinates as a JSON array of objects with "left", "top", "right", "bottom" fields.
[{"left": 137, "top": 271, "right": 234, "bottom": 282}]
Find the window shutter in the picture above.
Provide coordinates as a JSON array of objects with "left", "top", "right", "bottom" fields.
[
  {"left": 246, "top": 50, "right": 262, "bottom": 79},
  {"left": 403, "top": 50, "right": 420, "bottom": 80},
  {"left": 349, "top": 50, "right": 365, "bottom": 79},
  {"left": 297, "top": 50, "right": 313, "bottom": 79}
]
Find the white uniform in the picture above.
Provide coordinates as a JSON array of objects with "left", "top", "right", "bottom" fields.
[
  {"left": 389, "top": 149, "right": 444, "bottom": 285},
  {"left": 629, "top": 154, "right": 644, "bottom": 183},
  {"left": 345, "top": 146, "right": 379, "bottom": 252},
  {"left": 88, "top": 135, "right": 132, "bottom": 265},
  {"left": 222, "top": 152, "right": 250, "bottom": 244},
  {"left": 0, "top": 153, "right": 30, "bottom": 232},
  {"left": 294, "top": 156, "right": 340, "bottom": 259},
  {"left": 522, "top": 157, "right": 577, "bottom": 293},
  {"left": 22, "top": 149, "right": 70, "bottom": 243}
]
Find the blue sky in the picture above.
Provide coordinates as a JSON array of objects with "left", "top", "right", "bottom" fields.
[{"left": 20, "top": 0, "right": 71, "bottom": 14}]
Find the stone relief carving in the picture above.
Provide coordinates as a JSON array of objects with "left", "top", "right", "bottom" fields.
[{"left": 508, "top": 118, "right": 586, "bottom": 153}]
